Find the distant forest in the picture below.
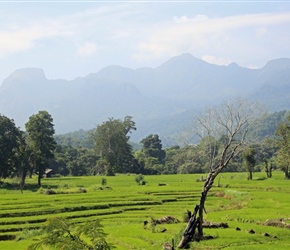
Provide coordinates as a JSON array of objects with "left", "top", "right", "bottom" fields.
[
  {"left": 1, "top": 108, "right": 290, "bottom": 189},
  {"left": 55, "top": 110, "right": 290, "bottom": 149}
]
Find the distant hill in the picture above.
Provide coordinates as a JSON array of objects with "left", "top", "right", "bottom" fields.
[
  {"left": 54, "top": 110, "right": 290, "bottom": 149},
  {"left": 1, "top": 53, "right": 290, "bottom": 144}
]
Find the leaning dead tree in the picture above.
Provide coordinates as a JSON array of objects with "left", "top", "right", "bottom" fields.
[
  {"left": 178, "top": 98, "right": 264, "bottom": 248},
  {"left": 178, "top": 205, "right": 200, "bottom": 248}
]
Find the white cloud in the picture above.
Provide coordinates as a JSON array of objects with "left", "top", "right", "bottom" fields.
[
  {"left": 0, "top": 21, "right": 72, "bottom": 58},
  {"left": 256, "top": 27, "right": 268, "bottom": 36},
  {"left": 0, "top": 2, "right": 289, "bottom": 81},
  {"left": 173, "top": 14, "right": 208, "bottom": 23},
  {"left": 0, "top": 3, "right": 139, "bottom": 58},
  {"left": 77, "top": 42, "right": 99, "bottom": 57},
  {"left": 201, "top": 55, "right": 232, "bottom": 66},
  {"left": 132, "top": 12, "right": 290, "bottom": 63}
]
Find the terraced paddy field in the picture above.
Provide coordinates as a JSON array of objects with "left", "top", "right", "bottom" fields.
[{"left": 0, "top": 172, "right": 290, "bottom": 249}]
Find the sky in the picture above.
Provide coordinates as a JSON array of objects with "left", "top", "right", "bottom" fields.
[{"left": 0, "top": 0, "right": 290, "bottom": 84}]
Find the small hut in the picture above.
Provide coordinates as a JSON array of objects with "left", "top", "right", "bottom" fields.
[{"left": 44, "top": 169, "right": 57, "bottom": 178}]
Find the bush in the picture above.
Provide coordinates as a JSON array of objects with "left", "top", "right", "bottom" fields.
[
  {"left": 28, "top": 217, "right": 112, "bottom": 250},
  {"left": 101, "top": 178, "right": 107, "bottom": 187},
  {"left": 135, "top": 174, "right": 146, "bottom": 185}
]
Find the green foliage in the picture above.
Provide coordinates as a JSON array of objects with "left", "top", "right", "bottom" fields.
[
  {"left": 138, "top": 134, "right": 166, "bottom": 174},
  {"left": 242, "top": 148, "right": 256, "bottom": 180},
  {"left": 134, "top": 174, "right": 146, "bottom": 185},
  {"left": 93, "top": 116, "right": 136, "bottom": 175},
  {"left": 28, "top": 217, "right": 111, "bottom": 250},
  {"left": 252, "top": 138, "right": 278, "bottom": 164},
  {"left": 68, "top": 148, "right": 99, "bottom": 176},
  {"left": 25, "top": 111, "right": 56, "bottom": 159},
  {"left": 54, "top": 129, "right": 95, "bottom": 148},
  {"left": 1, "top": 173, "right": 290, "bottom": 249},
  {"left": 0, "top": 114, "right": 21, "bottom": 179},
  {"left": 101, "top": 178, "right": 107, "bottom": 186},
  {"left": 49, "top": 146, "right": 100, "bottom": 176},
  {"left": 248, "top": 110, "right": 290, "bottom": 140},
  {"left": 25, "top": 110, "right": 56, "bottom": 186},
  {"left": 1, "top": 108, "right": 287, "bottom": 181},
  {"left": 274, "top": 116, "right": 290, "bottom": 179},
  {"left": 52, "top": 110, "right": 290, "bottom": 149},
  {"left": 164, "top": 144, "right": 212, "bottom": 174},
  {"left": 140, "top": 134, "right": 165, "bottom": 162}
]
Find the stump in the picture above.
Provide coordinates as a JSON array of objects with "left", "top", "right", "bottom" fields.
[{"left": 178, "top": 205, "right": 200, "bottom": 249}]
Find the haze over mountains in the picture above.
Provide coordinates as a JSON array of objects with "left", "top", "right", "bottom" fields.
[{"left": 1, "top": 53, "right": 290, "bottom": 143}]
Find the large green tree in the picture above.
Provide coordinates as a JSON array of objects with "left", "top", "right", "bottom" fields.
[
  {"left": 25, "top": 110, "right": 56, "bottom": 187},
  {"left": 93, "top": 116, "right": 136, "bottom": 175},
  {"left": 140, "top": 134, "right": 165, "bottom": 162},
  {"left": 12, "top": 132, "right": 34, "bottom": 191},
  {"left": 274, "top": 118, "right": 290, "bottom": 179},
  {"left": 138, "top": 134, "right": 166, "bottom": 174},
  {"left": 0, "top": 114, "right": 21, "bottom": 179}
]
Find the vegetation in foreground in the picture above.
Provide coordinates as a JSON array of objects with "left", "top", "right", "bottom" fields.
[
  {"left": 1, "top": 99, "right": 290, "bottom": 249},
  {"left": 0, "top": 172, "right": 289, "bottom": 249}
]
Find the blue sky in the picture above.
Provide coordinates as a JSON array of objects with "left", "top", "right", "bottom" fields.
[{"left": 0, "top": 1, "right": 290, "bottom": 84}]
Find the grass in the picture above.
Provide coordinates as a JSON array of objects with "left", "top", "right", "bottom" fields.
[{"left": 0, "top": 172, "right": 290, "bottom": 249}]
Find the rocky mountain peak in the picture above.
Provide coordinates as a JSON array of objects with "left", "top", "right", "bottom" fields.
[{"left": 2, "top": 68, "right": 46, "bottom": 86}]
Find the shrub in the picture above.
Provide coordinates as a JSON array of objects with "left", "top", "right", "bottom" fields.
[
  {"left": 27, "top": 217, "right": 112, "bottom": 250},
  {"left": 135, "top": 174, "right": 146, "bottom": 185},
  {"left": 101, "top": 178, "right": 107, "bottom": 187}
]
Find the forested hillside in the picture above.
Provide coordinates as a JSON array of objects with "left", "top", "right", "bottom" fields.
[
  {"left": 55, "top": 110, "right": 290, "bottom": 149},
  {"left": 247, "top": 110, "right": 290, "bottom": 140}
]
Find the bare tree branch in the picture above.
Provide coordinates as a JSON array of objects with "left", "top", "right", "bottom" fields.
[{"left": 178, "top": 98, "right": 264, "bottom": 248}]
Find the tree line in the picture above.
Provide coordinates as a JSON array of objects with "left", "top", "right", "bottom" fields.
[
  {"left": 3, "top": 99, "right": 290, "bottom": 249},
  {"left": 1, "top": 106, "right": 290, "bottom": 189},
  {"left": 0, "top": 111, "right": 56, "bottom": 188}
]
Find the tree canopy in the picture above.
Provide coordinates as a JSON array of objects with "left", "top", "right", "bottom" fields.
[
  {"left": 274, "top": 116, "right": 290, "bottom": 179},
  {"left": 93, "top": 116, "right": 136, "bottom": 175},
  {"left": 25, "top": 110, "right": 56, "bottom": 186},
  {"left": 242, "top": 147, "right": 256, "bottom": 180},
  {"left": 136, "top": 134, "right": 166, "bottom": 174},
  {"left": 0, "top": 114, "right": 21, "bottom": 179}
]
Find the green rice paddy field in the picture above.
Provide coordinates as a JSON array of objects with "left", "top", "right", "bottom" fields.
[{"left": 0, "top": 172, "right": 290, "bottom": 249}]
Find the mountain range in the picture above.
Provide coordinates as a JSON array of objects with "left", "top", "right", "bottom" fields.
[{"left": 1, "top": 53, "right": 290, "bottom": 143}]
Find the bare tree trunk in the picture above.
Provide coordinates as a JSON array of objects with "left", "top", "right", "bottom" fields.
[
  {"left": 19, "top": 169, "right": 27, "bottom": 193},
  {"left": 197, "top": 192, "right": 206, "bottom": 240},
  {"left": 197, "top": 171, "right": 215, "bottom": 239},
  {"left": 265, "top": 160, "right": 273, "bottom": 178},
  {"left": 179, "top": 171, "right": 216, "bottom": 248},
  {"left": 178, "top": 98, "right": 263, "bottom": 249},
  {"left": 38, "top": 165, "right": 42, "bottom": 187},
  {"left": 29, "top": 167, "right": 33, "bottom": 178},
  {"left": 248, "top": 170, "right": 253, "bottom": 180},
  {"left": 178, "top": 205, "right": 200, "bottom": 248},
  {"left": 284, "top": 166, "right": 290, "bottom": 179}
]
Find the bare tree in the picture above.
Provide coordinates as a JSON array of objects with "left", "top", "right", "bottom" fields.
[{"left": 178, "top": 98, "right": 264, "bottom": 248}]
